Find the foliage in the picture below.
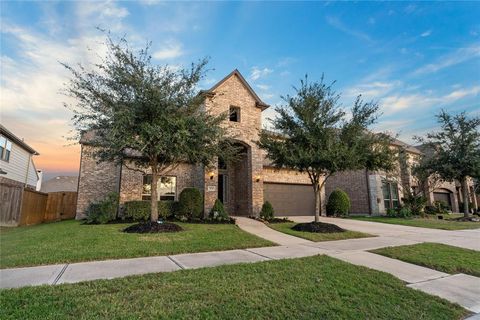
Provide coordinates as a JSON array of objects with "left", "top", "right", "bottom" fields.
[
  {"left": 178, "top": 188, "right": 203, "bottom": 219},
  {"left": 124, "top": 201, "right": 171, "bottom": 221},
  {"left": 433, "top": 200, "right": 450, "bottom": 214},
  {"left": 63, "top": 36, "right": 236, "bottom": 222},
  {"left": 257, "top": 75, "right": 396, "bottom": 222},
  {"left": 416, "top": 110, "right": 480, "bottom": 216},
  {"left": 386, "top": 208, "right": 397, "bottom": 217},
  {"left": 326, "top": 189, "right": 351, "bottom": 217},
  {"left": 458, "top": 202, "right": 474, "bottom": 214},
  {"left": 209, "top": 199, "right": 229, "bottom": 221},
  {"left": 396, "top": 206, "right": 412, "bottom": 218},
  {"left": 259, "top": 201, "right": 275, "bottom": 221},
  {"left": 85, "top": 192, "right": 119, "bottom": 224},
  {"left": 402, "top": 192, "right": 427, "bottom": 216}
]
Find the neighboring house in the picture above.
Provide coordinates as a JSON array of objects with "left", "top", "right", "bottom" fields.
[
  {"left": 0, "top": 124, "right": 39, "bottom": 189},
  {"left": 76, "top": 69, "right": 325, "bottom": 218},
  {"left": 40, "top": 176, "right": 78, "bottom": 193},
  {"left": 326, "top": 139, "right": 478, "bottom": 215}
]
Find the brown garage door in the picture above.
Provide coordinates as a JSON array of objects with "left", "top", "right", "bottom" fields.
[
  {"left": 433, "top": 192, "right": 451, "bottom": 206},
  {"left": 264, "top": 183, "right": 315, "bottom": 216}
]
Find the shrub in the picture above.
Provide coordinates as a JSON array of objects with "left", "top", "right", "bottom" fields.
[
  {"left": 260, "top": 201, "right": 274, "bottom": 221},
  {"left": 397, "top": 206, "right": 412, "bottom": 218},
  {"left": 178, "top": 188, "right": 203, "bottom": 219},
  {"left": 424, "top": 205, "right": 438, "bottom": 215},
  {"left": 86, "top": 192, "right": 119, "bottom": 224},
  {"left": 459, "top": 202, "right": 474, "bottom": 213},
  {"left": 124, "top": 201, "right": 171, "bottom": 221},
  {"left": 433, "top": 200, "right": 450, "bottom": 214},
  {"left": 326, "top": 189, "right": 351, "bottom": 217},
  {"left": 209, "top": 199, "right": 229, "bottom": 221},
  {"left": 386, "top": 208, "right": 397, "bottom": 217},
  {"left": 402, "top": 193, "right": 427, "bottom": 216},
  {"left": 163, "top": 200, "right": 179, "bottom": 218}
]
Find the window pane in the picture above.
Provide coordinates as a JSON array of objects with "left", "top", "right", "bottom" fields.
[
  {"left": 0, "top": 136, "right": 6, "bottom": 148},
  {"left": 4, "top": 149, "right": 10, "bottom": 162},
  {"left": 158, "top": 176, "right": 176, "bottom": 200},
  {"left": 5, "top": 140, "right": 12, "bottom": 151},
  {"left": 391, "top": 183, "right": 399, "bottom": 200},
  {"left": 382, "top": 181, "right": 390, "bottom": 200},
  {"left": 0, "top": 146, "right": 4, "bottom": 160},
  {"left": 384, "top": 200, "right": 391, "bottom": 209},
  {"left": 142, "top": 175, "right": 152, "bottom": 195}
]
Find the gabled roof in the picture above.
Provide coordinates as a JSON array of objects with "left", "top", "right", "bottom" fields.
[
  {"left": 0, "top": 124, "right": 39, "bottom": 155},
  {"left": 201, "top": 69, "right": 270, "bottom": 111}
]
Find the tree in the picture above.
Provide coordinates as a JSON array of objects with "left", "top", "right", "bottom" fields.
[
  {"left": 63, "top": 37, "right": 234, "bottom": 222},
  {"left": 416, "top": 110, "right": 480, "bottom": 217},
  {"left": 257, "top": 76, "right": 397, "bottom": 222}
]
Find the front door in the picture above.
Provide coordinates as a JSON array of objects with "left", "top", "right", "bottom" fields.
[{"left": 218, "top": 174, "right": 228, "bottom": 204}]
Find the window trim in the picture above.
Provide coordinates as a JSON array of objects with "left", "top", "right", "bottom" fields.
[
  {"left": 229, "top": 106, "right": 241, "bottom": 122},
  {"left": 0, "top": 135, "right": 12, "bottom": 162},
  {"left": 382, "top": 180, "right": 400, "bottom": 210}
]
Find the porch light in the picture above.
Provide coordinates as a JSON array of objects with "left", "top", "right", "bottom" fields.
[
  {"left": 209, "top": 171, "right": 215, "bottom": 180},
  {"left": 254, "top": 175, "right": 261, "bottom": 182}
]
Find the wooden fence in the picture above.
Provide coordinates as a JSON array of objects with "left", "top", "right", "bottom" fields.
[{"left": 0, "top": 182, "right": 77, "bottom": 227}]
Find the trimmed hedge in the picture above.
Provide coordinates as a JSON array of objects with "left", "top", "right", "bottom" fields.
[
  {"left": 326, "top": 189, "right": 351, "bottom": 217},
  {"left": 260, "top": 201, "right": 274, "bottom": 221},
  {"left": 209, "top": 199, "right": 229, "bottom": 221},
  {"left": 124, "top": 201, "right": 174, "bottom": 221},
  {"left": 178, "top": 188, "right": 203, "bottom": 219},
  {"left": 85, "top": 192, "right": 119, "bottom": 224}
]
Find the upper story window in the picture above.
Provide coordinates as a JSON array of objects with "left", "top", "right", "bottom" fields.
[
  {"left": 229, "top": 106, "right": 240, "bottom": 122},
  {"left": 142, "top": 175, "right": 177, "bottom": 201},
  {"left": 0, "top": 136, "right": 12, "bottom": 162}
]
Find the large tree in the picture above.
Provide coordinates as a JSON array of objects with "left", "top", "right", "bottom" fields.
[
  {"left": 257, "top": 76, "right": 397, "bottom": 222},
  {"left": 64, "top": 37, "right": 233, "bottom": 222},
  {"left": 417, "top": 110, "right": 480, "bottom": 217}
]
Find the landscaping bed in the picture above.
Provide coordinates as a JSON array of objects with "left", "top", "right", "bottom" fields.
[
  {"left": 268, "top": 222, "right": 373, "bottom": 242},
  {"left": 0, "top": 220, "right": 273, "bottom": 269},
  {"left": 291, "top": 221, "right": 345, "bottom": 233},
  {"left": 0, "top": 255, "right": 468, "bottom": 320},
  {"left": 372, "top": 242, "right": 480, "bottom": 277},
  {"left": 123, "top": 221, "right": 183, "bottom": 233}
]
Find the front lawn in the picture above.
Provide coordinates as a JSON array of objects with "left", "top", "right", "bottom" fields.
[
  {"left": 269, "top": 222, "right": 373, "bottom": 242},
  {"left": 0, "top": 220, "right": 273, "bottom": 269},
  {"left": 348, "top": 215, "right": 480, "bottom": 230},
  {"left": 0, "top": 255, "right": 468, "bottom": 320},
  {"left": 372, "top": 242, "right": 480, "bottom": 277}
]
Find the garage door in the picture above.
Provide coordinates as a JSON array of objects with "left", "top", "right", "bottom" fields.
[
  {"left": 264, "top": 183, "right": 315, "bottom": 216},
  {"left": 433, "top": 192, "right": 451, "bottom": 206}
]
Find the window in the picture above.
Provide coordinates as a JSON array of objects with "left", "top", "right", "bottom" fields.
[
  {"left": 382, "top": 180, "right": 399, "bottom": 210},
  {"left": 142, "top": 175, "right": 177, "bottom": 201},
  {"left": 0, "top": 136, "right": 12, "bottom": 162},
  {"left": 229, "top": 106, "right": 240, "bottom": 122}
]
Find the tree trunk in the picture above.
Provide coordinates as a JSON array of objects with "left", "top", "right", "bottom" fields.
[
  {"left": 314, "top": 186, "right": 320, "bottom": 223},
  {"left": 461, "top": 177, "right": 470, "bottom": 218},
  {"left": 151, "top": 166, "right": 159, "bottom": 222}
]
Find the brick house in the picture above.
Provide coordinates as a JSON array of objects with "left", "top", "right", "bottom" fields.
[
  {"left": 76, "top": 70, "right": 325, "bottom": 219},
  {"left": 325, "top": 139, "right": 479, "bottom": 214}
]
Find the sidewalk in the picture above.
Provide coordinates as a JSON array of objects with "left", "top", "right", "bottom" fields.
[{"left": 1, "top": 217, "right": 479, "bottom": 313}]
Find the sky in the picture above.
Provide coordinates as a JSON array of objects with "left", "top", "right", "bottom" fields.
[{"left": 1, "top": 1, "right": 479, "bottom": 180}]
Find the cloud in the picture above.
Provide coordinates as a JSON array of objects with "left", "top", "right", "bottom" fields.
[
  {"left": 326, "top": 16, "right": 374, "bottom": 44},
  {"left": 420, "top": 30, "right": 432, "bottom": 37},
  {"left": 256, "top": 84, "right": 270, "bottom": 91},
  {"left": 250, "top": 66, "right": 273, "bottom": 81},
  {"left": 153, "top": 41, "right": 183, "bottom": 60},
  {"left": 413, "top": 44, "right": 480, "bottom": 75}
]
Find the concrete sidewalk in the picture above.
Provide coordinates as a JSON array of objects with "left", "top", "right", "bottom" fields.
[{"left": 1, "top": 217, "right": 479, "bottom": 313}]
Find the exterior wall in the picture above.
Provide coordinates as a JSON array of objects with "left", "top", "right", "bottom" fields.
[
  {"left": 326, "top": 170, "right": 370, "bottom": 215},
  {"left": 0, "top": 142, "right": 38, "bottom": 188},
  {"left": 75, "top": 145, "right": 121, "bottom": 219},
  {"left": 204, "top": 74, "right": 264, "bottom": 215},
  {"left": 119, "top": 161, "right": 203, "bottom": 208}
]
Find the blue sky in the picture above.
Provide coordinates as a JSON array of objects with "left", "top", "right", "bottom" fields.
[{"left": 1, "top": 1, "right": 479, "bottom": 179}]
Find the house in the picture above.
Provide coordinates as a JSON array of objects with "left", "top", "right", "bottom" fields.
[
  {"left": 76, "top": 70, "right": 325, "bottom": 219},
  {"left": 325, "top": 139, "right": 478, "bottom": 214},
  {"left": 40, "top": 176, "right": 78, "bottom": 193},
  {"left": 0, "top": 124, "right": 39, "bottom": 189}
]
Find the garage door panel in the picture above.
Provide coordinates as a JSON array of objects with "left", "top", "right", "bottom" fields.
[
  {"left": 433, "top": 192, "right": 451, "bottom": 206},
  {"left": 264, "top": 183, "right": 315, "bottom": 216}
]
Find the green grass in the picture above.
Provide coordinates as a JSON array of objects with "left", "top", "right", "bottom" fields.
[
  {"left": 0, "top": 220, "right": 273, "bottom": 269},
  {"left": 268, "top": 222, "right": 374, "bottom": 241},
  {"left": 348, "top": 215, "right": 480, "bottom": 230},
  {"left": 0, "top": 255, "right": 468, "bottom": 320},
  {"left": 372, "top": 242, "right": 480, "bottom": 277}
]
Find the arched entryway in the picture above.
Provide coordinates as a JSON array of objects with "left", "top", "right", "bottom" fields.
[{"left": 218, "top": 142, "right": 251, "bottom": 216}]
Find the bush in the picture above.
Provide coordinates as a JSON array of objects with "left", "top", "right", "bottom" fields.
[
  {"left": 459, "top": 202, "right": 474, "bottom": 213},
  {"left": 124, "top": 201, "right": 172, "bottom": 221},
  {"left": 163, "top": 200, "right": 179, "bottom": 218},
  {"left": 397, "top": 206, "right": 412, "bottom": 218},
  {"left": 209, "top": 199, "right": 229, "bottom": 221},
  {"left": 326, "top": 189, "right": 351, "bottom": 217},
  {"left": 402, "top": 193, "right": 427, "bottom": 216},
  {"left": 178, "top": 188, "right": 203, "bottom": 219},
  {"left": 86, "top": 192, "right": 119, "bottom": 224},
  {"left": 424, "top": 205, "right": 438, "bottom": 215},
  {"left": 433, "top": 200, "right": 450, "bottom": 214},
  {"left": 386, "top": 208, "right": 397, "bottom": 217},
  {"left": 260, "top": 201, "right": 274, "bottom": 221}
]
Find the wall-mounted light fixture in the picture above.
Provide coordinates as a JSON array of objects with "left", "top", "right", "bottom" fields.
[
  {"left": 254, "top": 175, "right": 261, "bottom": 182},
  {"left": 209, "top": 171, "right": 215, "bottom": 180}
]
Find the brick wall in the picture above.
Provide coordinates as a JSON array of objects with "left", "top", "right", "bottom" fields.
[
  {"left": 75, "top": 145, "right": 121, "bottom": 219},
  {"left": 326, "top": 170, "right": 370, "bottom": 215}
]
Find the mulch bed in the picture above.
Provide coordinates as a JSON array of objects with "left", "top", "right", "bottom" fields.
[
  {"left": 123, "top": 221, "right": 183, "bottom": 233},
  {"left": 248, "top": 216, "right": 293, "bottom": 223},
  {"left": 170, "top": 218, "right": 236, "bottom": 224},
  {"left": 291, "top": 222, "right": 346, "bottom": 233}
]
